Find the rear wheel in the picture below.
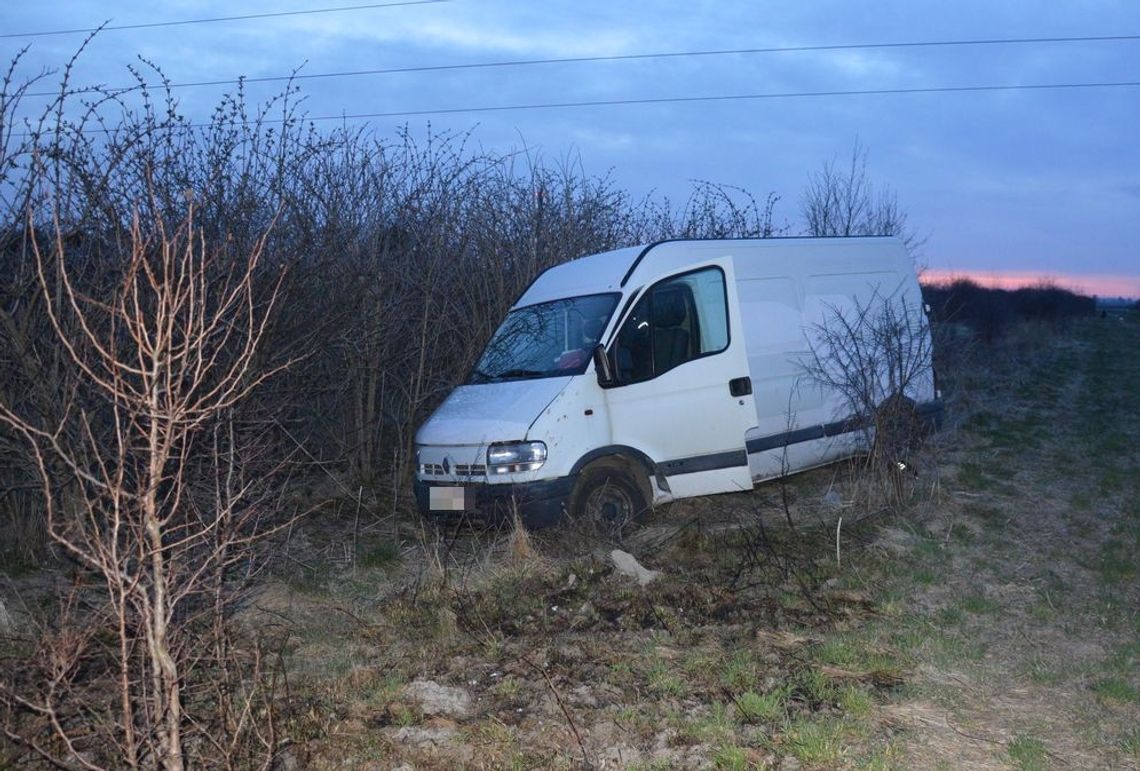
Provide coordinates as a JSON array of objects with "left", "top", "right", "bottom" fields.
[{"left": 568, "top": 460, "right": 649, "bottom": 535}]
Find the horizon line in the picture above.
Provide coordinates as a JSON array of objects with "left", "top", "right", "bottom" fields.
[{"left": 921, "top": 268, "right": 1140, "bottom": 300}]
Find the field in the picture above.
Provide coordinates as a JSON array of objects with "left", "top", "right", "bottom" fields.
[{"left": 239, "top": 314, "right": 1139, "bottom": 769}]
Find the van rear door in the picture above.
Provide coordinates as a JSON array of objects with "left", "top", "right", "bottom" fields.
[{"left": 602, "top": 257, "right": 756, "bottom": 499}]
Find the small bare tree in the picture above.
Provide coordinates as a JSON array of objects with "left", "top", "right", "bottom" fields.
[
  {"left": 801, "top": 291, "right": 935, "bottom": 505},
  {"left": 801, "top": 139, "right": 922, "bottom": 254},
  {"left": 0, "top": 202, "right": 290, "bottom": 769}
]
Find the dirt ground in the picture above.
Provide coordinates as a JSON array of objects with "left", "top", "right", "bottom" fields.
[{"left": 245, "top": 315, "right": 1139, "bottom": 770}]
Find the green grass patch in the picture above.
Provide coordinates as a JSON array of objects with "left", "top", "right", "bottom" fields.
[
  {"left": 1020, "top": 656, "right": 1065, "bottom": 685},
  {"left": 356, "top": 537, "right": 401, "bottom": 569},
  {"left": 797, "top": 667, "right": 837, "bottom": 707},
  {"left": 928, "top": 632, "right": 987, "bottom": 666},
  {"left": 813, "top": 633, "right": 908, "bottom": 679},
  {"left": 1121, "top": 728, "right": 1140, "bottom": 758},
  {"left": 674, "top": 703, "right": 735, "bottom": 746},
  {"left": 1007, "top": 733, "right": 1048, "bottom": 770},
  {"left": 1096, "top": 516, "right": 1140, "bottom": 589},
  {"left": 837, "top": 684, "right": 875, "bottom": 719},
  {"left": 959, "top": 592, "right": 1001, "bottom": 615},
  {"left": 733, "top": 687, "right": 791, "bottom": 724},
  {"left": 935, "top": 605, "right": 965, "bottom": 627},
  {"left": 647, "top": 661, "right": 688, "bottom": 698},
  {"left": 784, "top": 717, "right": 849, "bottom": 766},
  {"left": 711, "top": 744, "right": 750, "bottom": 770},
  {"left": 1092, "top": 677, "right": 1140, "bottom": 704},
  {"left": 720, "top": 649, "right": 762, "bottom": 691}
]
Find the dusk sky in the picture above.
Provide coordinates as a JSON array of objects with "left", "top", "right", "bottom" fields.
[{"left": 4, "top": 1, "right": 1139, "bottom": 296}]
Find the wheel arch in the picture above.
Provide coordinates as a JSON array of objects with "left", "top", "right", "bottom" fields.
[{"left": 568, "top": 445, "right": 663, "bottom": 499}]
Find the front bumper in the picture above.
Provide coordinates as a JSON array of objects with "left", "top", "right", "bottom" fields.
[{"left": 414, "top": 475, "right": 576, "bottom": 529}]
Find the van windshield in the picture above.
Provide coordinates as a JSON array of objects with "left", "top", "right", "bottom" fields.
[{"left": 469, "top": 293, "right": 620, "bottom": 383}]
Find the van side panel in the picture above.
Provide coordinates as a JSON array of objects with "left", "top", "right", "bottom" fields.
[{"left": 727, "top": 238, "right": 927, "bottom": 481}]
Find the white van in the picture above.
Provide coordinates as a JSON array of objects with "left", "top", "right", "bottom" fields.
[{"left": 414, "top": 237, "right": 941, "bottom": 528}]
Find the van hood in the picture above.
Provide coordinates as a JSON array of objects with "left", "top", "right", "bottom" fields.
[{"left": 416, "top": 377, "right": 573, "bottom": 446}]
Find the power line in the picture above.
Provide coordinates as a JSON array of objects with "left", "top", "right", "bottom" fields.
[
  {"left": 299, "top": 81, "right": 1140, "bottom": 122},
  {"left": 15, "top": 80, "right": 1135, "bottom": 137},
  {"left": 0, "top": 0, "right": 449, "bottom": 39},
  {"left": 22, "top": 33, "right": 1140, "bottom": 99}
]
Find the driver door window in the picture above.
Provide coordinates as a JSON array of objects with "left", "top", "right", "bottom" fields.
[{"left": 613, "top": 267, "right": 729, "bottom": 384}]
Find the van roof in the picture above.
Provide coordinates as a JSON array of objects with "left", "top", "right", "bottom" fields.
[
  {"left": 514, "top": 236, "right": 906, "bottom": 308},
  {"left": 516, "top": 245, "right": 645, "bottom": 307}
]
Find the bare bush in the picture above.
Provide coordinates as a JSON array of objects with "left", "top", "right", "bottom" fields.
[
  {"left": 0, "top": 204, "right": 291, "bottom": 769},
  {"left": 642, "top": 181, "right": 783, "bottom": 240},
  {"left": 800, "top": 139, "right": 923, "bottom": 254},
  {"left": 801, "top": 291, "right": 936, "bottom": 505}
]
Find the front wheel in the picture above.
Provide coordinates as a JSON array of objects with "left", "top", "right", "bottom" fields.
[{"left": 568, "top": 461, "right": 649, "bottom": 535}]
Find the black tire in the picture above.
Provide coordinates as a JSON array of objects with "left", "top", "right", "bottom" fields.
[{"left": 568, "top": 460, "right": 649, "bottom": 534}]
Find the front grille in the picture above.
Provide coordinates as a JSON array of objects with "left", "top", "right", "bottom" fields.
[{"left": 419, "top": 463, "right": 486, "bottom": 478}]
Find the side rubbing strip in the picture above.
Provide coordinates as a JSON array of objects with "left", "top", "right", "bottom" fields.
[
  {"left": 659, "top": 449, "right": 748, "bottom": 476},
  {"left": 746, "top": 416, "right": 864, "bottom": 454}
]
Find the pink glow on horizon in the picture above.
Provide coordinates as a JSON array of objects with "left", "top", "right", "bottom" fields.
[{"left": 921, "top": 269, "right": 1140, "bottom": 299}]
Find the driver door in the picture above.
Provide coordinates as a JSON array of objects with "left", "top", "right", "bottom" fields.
[{"left": 602, "top": 258, "right": 756, "bottom": 499}]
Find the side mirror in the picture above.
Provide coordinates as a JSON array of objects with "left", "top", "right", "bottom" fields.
[{"left": 592, "top": 344, "right": 615, "bottom": 387}]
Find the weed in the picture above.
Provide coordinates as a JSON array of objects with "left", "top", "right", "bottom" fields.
[
  {"left": 1121, "top": 728, "right": 1140, "bottom": 758},
  {"left": 784, "top": 717, "right": 847, "bottom": 766},
  {"left": 959, "top": 592, "right": 1001, "bottom": 614},
  {"left": 356, "top": 538, "right": 401, "bottom": 569},
  {"left": 1021, "top": 656, "right": 1063, "bottom": 685},
  {"left": 712, "top": 744, "right": 750, "bottom": 770},
  {"left": 913, "top": 567, "right": 938, "bottom": 585},
  {"left": 734, "top": 688, "right": 790, "bottom": 724},
  {"left": 837, "top": 684, "right": 874, "bottom": 719},
  {"left": 928, "top": 632, "right": 987, "bottom": 666},
  {"left": 391, "top": 703, "right": 418, "bottom": 727},
  {"left": 647, "top": 662, "right": 687, "bottom": 699},
  {"left": 797, "top": 668, "right": 836, "bottom": 707},
  {"left": 858, "top": 740, "right": 906, "bottom": 770},
  {"left": 675, "top": 703, "right": 735, "bottom": 745},
  {"left": 1091, "top": 677, "right": 1140, "bottom": 704},
  {"left": 681, "top": 649, "right": 721, "bottom": 680},
  {"left": 1007, "top": 733, "right": 1047, "bottom": 770},
  {"left": 720, "top": 649, "right": 761, "bottom": 691},
  {"left": 492, "top": 675, "right": 522, "bottom": 699},
  {"left": 936, "top": 606, "right": 965, "bottom": 627},
  {"left": 1106, "top": 640, "right": 1140, "bottom": 672},
  {"left": 1097, "top": 538, "right": 1138, "bottom": 585},
  {"left": 889, "top": 623, "right": 929, "bottom": 653}
]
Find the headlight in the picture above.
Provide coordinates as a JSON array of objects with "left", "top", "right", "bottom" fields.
[{"left": 487, "top": 441, "right": 547, "bottom": 474}]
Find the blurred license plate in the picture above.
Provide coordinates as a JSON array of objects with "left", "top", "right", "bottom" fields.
[{"left": 429, "top": 486, "right": 473, "bottom": 511}]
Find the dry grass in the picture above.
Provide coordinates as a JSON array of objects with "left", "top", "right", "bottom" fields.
[
  {"left": 244, "top": 316, "right": 1138, "bottom": 770},
  {"left": 10, "top": 317, "right": 1133, "bottom": 769}
]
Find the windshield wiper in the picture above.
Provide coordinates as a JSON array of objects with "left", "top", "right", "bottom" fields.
[{"left": 494, "top": 368, "right": 547, "bottom": 380}]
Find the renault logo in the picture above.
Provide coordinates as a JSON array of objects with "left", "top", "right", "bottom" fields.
[{"left": 441, "top": 456, "right": 451, "bottom": 475}]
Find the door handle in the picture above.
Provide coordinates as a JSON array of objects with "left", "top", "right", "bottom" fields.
[{"left": 729, "top": 376, "right": 752, "bottom": 397}]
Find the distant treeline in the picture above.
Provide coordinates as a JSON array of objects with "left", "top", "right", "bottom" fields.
[{"left": 921, "top": 278, "right": 1097, "bottom": 341}]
